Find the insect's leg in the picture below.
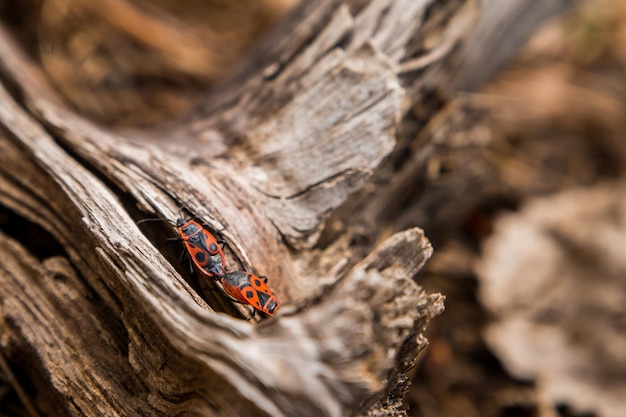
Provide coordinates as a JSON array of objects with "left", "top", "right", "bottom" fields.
[
  {"left": 246, "top": 309, "right": 257, "bottom": 321},
  {"left": 259, "top": 275, "right": 268, "bottom": 283},
  {"left": 166, "top": 237, "right": 184, "bottom": 242},
  {"left": 178, "top": 250, "right": 194, "bottom": 273},
  {"left": 204, "top": 287, "right": 222, "bottom": 295}
]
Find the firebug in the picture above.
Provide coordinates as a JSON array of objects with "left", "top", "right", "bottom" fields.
[
  {"left": 174, "top": 218, "right": 226, "bottom": 278},
  {"left": 139, "top": 214, "right": 226, "bottom": 278},
  {"left": 218, "top": 271, "right": 280, "bottom": 318}
]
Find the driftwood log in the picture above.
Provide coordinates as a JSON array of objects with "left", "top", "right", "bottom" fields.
[{"left": 0, "top": 1, "right": 576, "bottom": 416}]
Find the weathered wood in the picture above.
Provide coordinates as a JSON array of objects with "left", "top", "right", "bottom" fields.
[{"left": 0, "top": 0, "right": 579, "bottom": 416}]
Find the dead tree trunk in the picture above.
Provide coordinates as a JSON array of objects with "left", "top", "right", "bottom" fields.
[{"left": 0, "top": 1, "right": 576, "bottom": 416}]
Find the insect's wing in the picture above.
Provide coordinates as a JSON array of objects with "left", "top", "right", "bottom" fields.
[
  {"left": 218, "top": 272, "right": 279, "bottom": 317},
  {"left": 184, "top": 241, "right": 210, "bottom": 269},
  {"left": 249, "top": 274, "right": 280, "bottom": 316},
  {"left": 220, "top": 272, "right": 262, "bottom": 310}
]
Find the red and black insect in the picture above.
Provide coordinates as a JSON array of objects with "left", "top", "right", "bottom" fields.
[
  {"left": 174, "top": 218, "right": 226, "bottom": 278},
  {"left": 139, "top": 214, "right": 226, "bottom": 278},
  {"left": 218, "top": 271, "right": 280, "bottom": 317},
  {"left": 139, "top": 210, "right": 280, "bottom": 319}
]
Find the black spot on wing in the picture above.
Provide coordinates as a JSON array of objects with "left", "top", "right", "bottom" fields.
[
  {"left": 208, "top": 242, "right": 218, "bottom": 254},
  {"left": 195, "top": 251, "right": 206, "bottom": 264}
]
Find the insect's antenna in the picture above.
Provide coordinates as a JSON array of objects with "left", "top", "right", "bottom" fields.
[
  {"left": 137, "top": 218, "right": 176, "bottom": 226},
  {"left": 176, "top": 197, "right": 195, "bottom": 219}
]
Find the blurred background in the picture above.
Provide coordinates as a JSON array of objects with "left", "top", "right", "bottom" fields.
[
  {"left": 0, "top": 0, "right": 625, "bottom": 416},
  {"left": 409, "top": 1, "right": 626, "bottom": 416},
  {"left": 0, "top": 0, "right": 298, "bottom": 125}
]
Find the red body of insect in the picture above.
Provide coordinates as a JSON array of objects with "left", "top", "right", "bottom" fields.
[
  {"left": 176, "top": 218, "right": 226, "bottom": 278},
  {"left": 219, "top": 271, "right": 280, "bottom": 317}
]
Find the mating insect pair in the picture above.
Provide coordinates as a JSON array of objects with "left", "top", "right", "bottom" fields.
[{"left": 145, "top": 216, "right": 280, "bottom": 318}]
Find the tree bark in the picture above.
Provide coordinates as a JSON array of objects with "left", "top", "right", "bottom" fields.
[{"left": 0, "top": 1, "right": 577, "bottom": 416}]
